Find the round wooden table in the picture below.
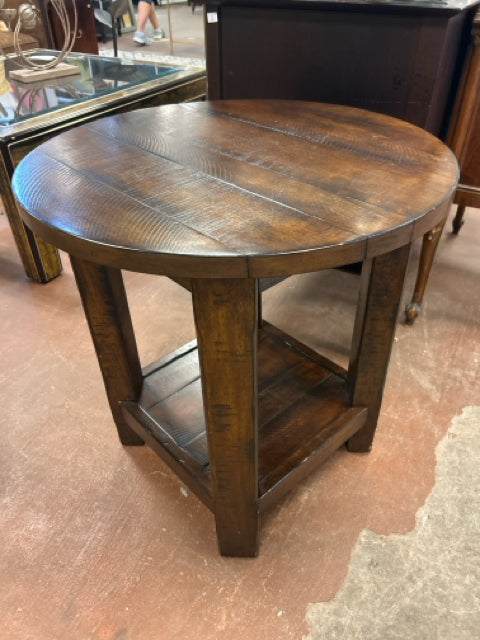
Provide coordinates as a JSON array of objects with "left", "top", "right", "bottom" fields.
[{"left": 13, "top": 100, "right": 458, "bottom": 557}]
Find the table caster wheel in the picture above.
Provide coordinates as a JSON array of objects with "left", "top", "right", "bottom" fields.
[
  {"left": 452, "top": 217, "right": 465, "bottom": 235},
  {"left": 405, "top": 301, "right": 421, "bottom": 325}
]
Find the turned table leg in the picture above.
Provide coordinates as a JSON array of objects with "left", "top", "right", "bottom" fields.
[
  {"left": 347, "top": 244, "right": 411, "bottom": 452},
  {"left": 70, "top": 256, "right": 145, "bottom": 446},
  {"left": 192, "top": 278, "right": 260, "bottom": 557},
  {"left": 405, "top": 219, "right": 446, "bottom": 324},
  {"left": 452, "top": 204, "right": 466, "bottom": 235}
]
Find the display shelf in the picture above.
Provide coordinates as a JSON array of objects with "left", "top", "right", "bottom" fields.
[{"left": 121, "top": 323, "right": 368, "bottom": 512}]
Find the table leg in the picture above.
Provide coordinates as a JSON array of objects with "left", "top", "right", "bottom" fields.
[
  {"left": 452, "top": 204, "right": 466, "bottom": 235},
  {"left": 347, "top": 244, "right": 411, "bottom": 452},
  {"left": 70, "top": 256, "right": 144, "bottom": 446},
  {"left": 405, "top": 219, "right": 446, "bottom": 324},
  {"left": 1, "top": 154, "right": 62, "bottom": 282},
  {"left": 192, "top": 278, "right": 259, "bottom": 557}
]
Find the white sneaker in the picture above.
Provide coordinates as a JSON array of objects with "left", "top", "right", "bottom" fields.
[
  {"left": 153, "top": 28, "right": 166, "bottom": 40},
  {"left": 133, "top": 31, "right": 152, "bottom": 45}
]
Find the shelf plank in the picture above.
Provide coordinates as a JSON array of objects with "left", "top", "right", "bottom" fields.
[
  {"left": 258, "top": 405, "right": 367, "bottom": 511},
  {"left": 121, "top": 401, "right": 213, "bottom": 510}
]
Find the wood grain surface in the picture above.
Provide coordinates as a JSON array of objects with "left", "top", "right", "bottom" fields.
[{"left": 13, "top": 100, "right": 458, "bottom": 279}]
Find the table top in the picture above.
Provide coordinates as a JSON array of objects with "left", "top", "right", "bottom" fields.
[
  {"left": 13, "top": 100, "right": 459, "bottom": 279},
  {"left": 0, "top": 50, "right": 205, "bottom": 140}
]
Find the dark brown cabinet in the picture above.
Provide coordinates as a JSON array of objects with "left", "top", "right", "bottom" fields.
[{"left": 204, "top": 0, "right": 480, "bottom": 138}]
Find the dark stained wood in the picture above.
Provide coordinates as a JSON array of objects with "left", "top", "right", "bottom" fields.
[
  {"left": 446, "top": 8, "right": 480, "bottom": 231},
  {"left": 13, "top": 100, "right": 459, "bottom": 556},
  {"left": 257, "top": 375, "right": 365, "bottom": 497},
  {"left": 115, "top": 323, "right": 367, "bottom": 516},
  {"left": 141, "top": 340, "right": 200, "bottom": 408},
  {"left": 192, "top": 277, "right": 259, "bottom": 557},
  {"left": 69, "top": 257, "right": 145, "bottom": 446},
  {"left": 259, "top": 407, "right": 368, "bottom": 512},
  {"left": 14, "top": 101, "right": 458, "bottom": 279},
  {"left": 203, "top": 0, "right": 474, "bottom": 137},
  {"left": 346, "top": 243, "right": 411, "bottom": 452},
  {"left": 452, "top": 204, "right": 467, "bottom": 234},
  {"left": 405, "top": 219, "right": 447, "bottom": 324},
  {"left": 121, "top": 401, "right": 214, "bottom": 510}
]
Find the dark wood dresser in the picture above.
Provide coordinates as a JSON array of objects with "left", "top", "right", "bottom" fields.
[{"left": 204, "top": 0, "right": 480, "bottom": 136}]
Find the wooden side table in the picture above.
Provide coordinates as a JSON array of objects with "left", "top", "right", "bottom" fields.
[{"left": 13, "top": 101, "right": 458, "bottom": 557}]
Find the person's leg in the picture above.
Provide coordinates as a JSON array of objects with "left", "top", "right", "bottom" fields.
[
  {"left": 133, "top": 0, "right": 153, "bottom": 45},
  {"left": 150, "top": 2, "right": 165, "bottom": 39},
  {"left": 149, "top": 3, "right": 159, "bottom": 29}
]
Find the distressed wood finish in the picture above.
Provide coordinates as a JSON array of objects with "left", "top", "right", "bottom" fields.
[
  {"left": 192, "top": 277, "right": 259, "bottom": 556},
  {"left": 14, "top": 101, "right": 458, "bottom": 276},
  {"left": 69, "top": 257, "right": 145, "bottom": 446},
  {"left": 347, "top": 244, "right": 411, "bottom": 451},
  {"left": 13, "top": 100, "right": 458, "bottom": 556}
]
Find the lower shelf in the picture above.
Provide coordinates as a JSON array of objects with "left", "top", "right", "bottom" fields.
[{"left": 121, "top": 323, "right": 367, "bottom": 512}]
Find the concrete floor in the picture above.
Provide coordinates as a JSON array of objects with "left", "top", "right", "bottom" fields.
[{"left": 1, "top": 5, "right": 480, "bottom": 638}]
